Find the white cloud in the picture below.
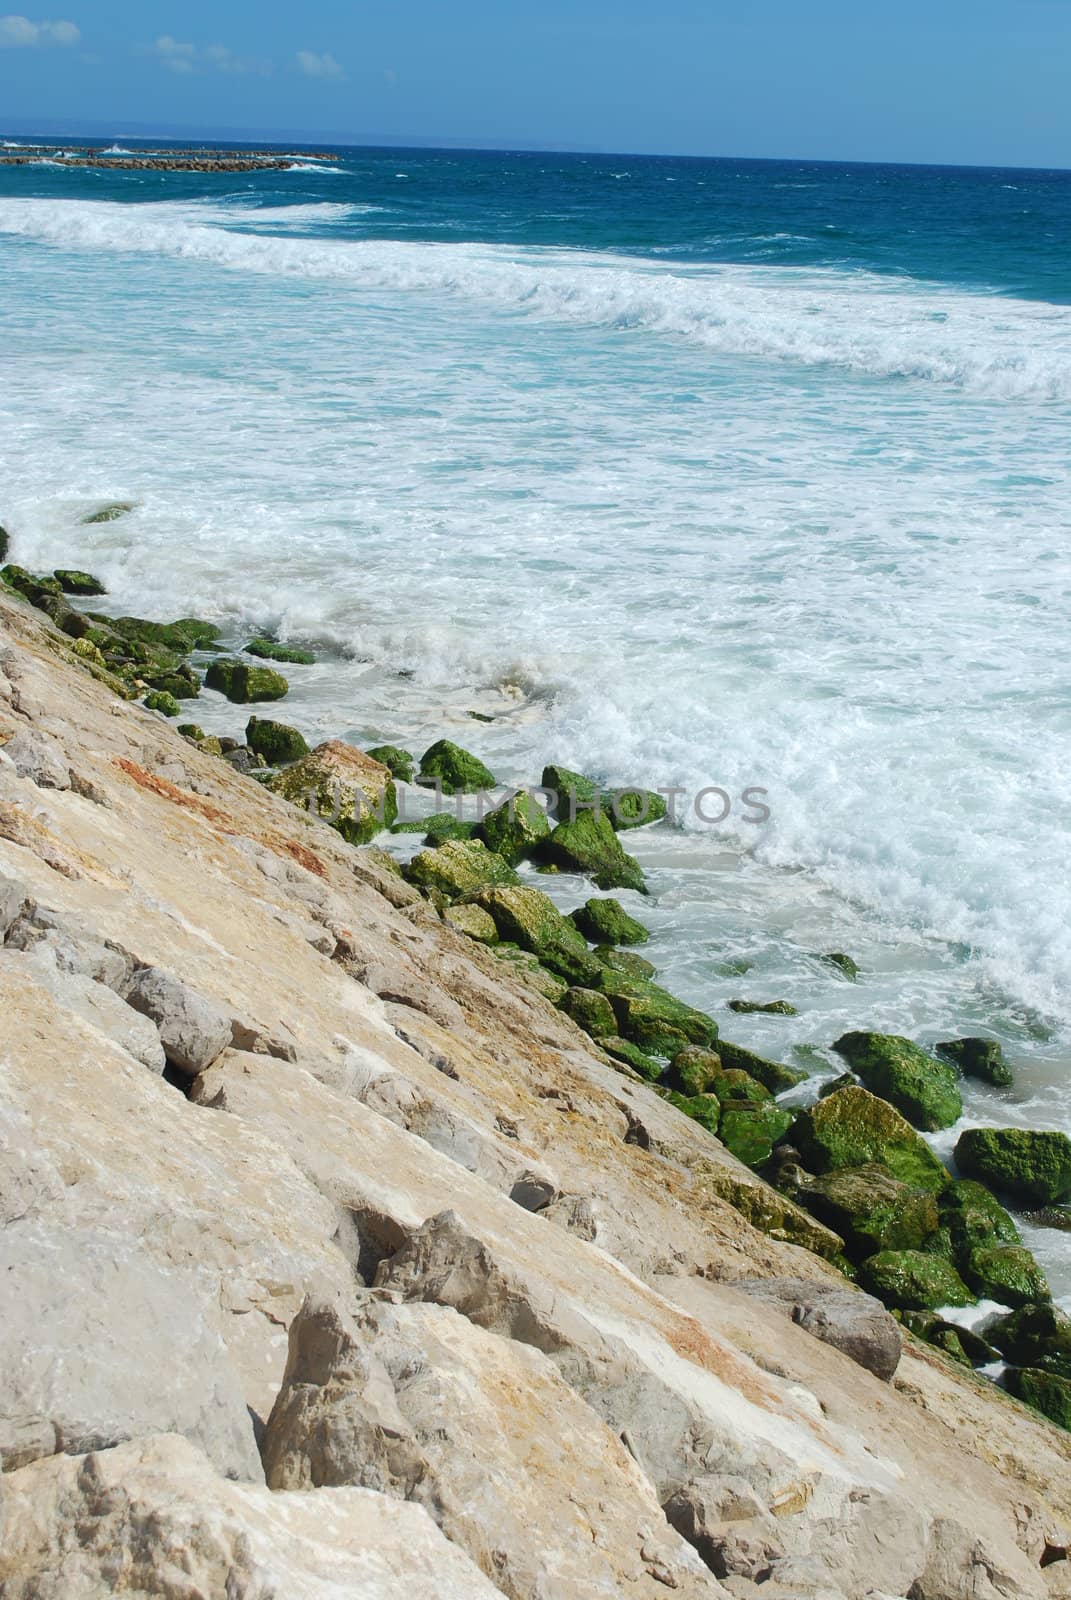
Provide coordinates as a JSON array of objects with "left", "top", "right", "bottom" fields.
[
  {"left": 296, "top": 49, "right": 343, "bottom": 80},
  {"left": 0, "top": 14, "right": 81, "bottom": 47},
  {"left": 152, "top": 35, "right": 271, "bottom": 77}
]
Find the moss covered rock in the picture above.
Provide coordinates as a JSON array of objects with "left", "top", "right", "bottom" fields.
[
  {"left": 404, "top": 839, "right": 518, "bottom": 903},
  {"left": 716, "top": 1039, "right": 807, "bottom": 1094},
  {"left": 596, "top": 969, "right": 718, "bottom": 1058},
  {"left": 936, "top": 1037, "right": 1014, "bottom": 1087},
  {"left": 569, "top": 897, "right": 649, "bottom": 947},
  {"left": 143, "top": 691, "right": 181, "bottom": 717},
  {"left": 490, "top": 945, "right": 568, "bottom": 1003},
  {"left": 82, "top": 500, "right": 135, "bottom": 524},
  {"left": 72, "top": 638, "right": 106, "bottom": 667},
  {"left": 54, "top": 568, "right": 106, "bottom": 596},
  {"left": 443, "top": 903, "right": 499, "bottom": 944},
  {"left": 718, "top": 1100, "right": 794, "bottom": 1168},
  {"left": 474, "top": 886, "right": 603, "bottom": 986},
  {"left": 423, "top": 814, "right": 479, "bottom": 845},
  {"left": 594, "top": 1036, "right": 664, "bottom": 1081},
  {"left": 962, "top": 1246, "right": 1049, "bottom": 1309},
  {"left": 594, "top": 947, "right": 656, "bottom": 980},
  {"left": 665, "top": 1046, "right": 722, "bottom": 1097},
  {"left": 833, "top": 1031, "right": 962, "bottom": 1131},
  {"left": 665, "top": 1091, "right": 722, "bottom": 1138},
  {"left": 955, "top": 1127, "right": 1071, "bottom": 1206},
  {"left": 805, "top": 1164, "right": 940, "bottom": 1256},
  {"left": 538, "top": 810, "right": 647, "bottom": 895},
  {"left": 1004, "top": 1367, "right": 1071, "bottom": 1432},
  {"left": 366, "top": 745, "right": 415, "bottom": 783},
  {"left": 559, "top": 987, "right": 618, "bottom": 1039},
  {"left": 938, "top": 1179, "right": 1021, "bottom": 1258},
  {"left": 268, "top": 740, "right": 397, "bottom": 845},
  {"left": 205, "top": 658, "right": 288, "bottom": 704},
  {"left": 540, "top": 765, "right": 667, "bottom": 832},
  {"left": 112, "top": 616, "right": 220, "bottom": 651},
  {"left": 541, "top": 764, "right": 599, "bottom": 813},
  {"left": 728, "top": 998, "right": 797, "bottom": 1016},
  {"left": 142, "top": 664, "right": 200, "bottom": 699},
  {"left": 246, "top": 716, "right": 310, "bottom": 766},
  {"left": 859, "top": 1250, "right": 973, "bottom": 1311},
  {"left": 793, "top": 1086, "right": 950, "bottom": 1193},
  {"left": 2, "top": 564, "right": 62, "bottom": 602},
  {"left": 604, "top": 787, "right": 669, "bottom": 831},
  {"left": 244, "top": 637, "right": 315, "bottom": 665},
  {"left": 821, "top": 951, "right": 859, "bottom": 981},
  {"left": 417, "top": 739, "right": 496, "bottom": 794},
  {"left": 986, "top": 1303, "right": 1071, "bottom": 1379},
  {"left": 476, "top": 791, "right": 551, "bottom": 865}
]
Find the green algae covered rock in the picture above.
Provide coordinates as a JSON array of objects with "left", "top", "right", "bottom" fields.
[
  {"left": 54, "top": 568, "right": 106, "bottom": 596},
  {"left": 665, "top": 1046, "right": 722, "bottom": 1097},
  {"left": 112, "top": 616, "right": 221, "bottom": 651},
  {"left": 805, "top": 1164, "right": 940, "bottom": 1257},
  {"left": 955, "top": 1127, "right": 1071, "bottom": 1207},
  {"left": 716, "top": 1039, "right": 807, "bottom": 1095},
  {"left": 963, "top": 1246, "right": 1049, "bottom": 1308},
  {"left": 859, "top": 1250, "right": 973, "bottom": 1312},
  {"left": 728, "top": 999, "right": 797, "bottom": 1016},
  {"left": 0, "top": 526, "right": 7, "bottom": 561},
  {"left": 423, "top": 814, "right": 479, "bottom": 845},
  {"left": 834, "top": 1031, "right": 962, "bottom": 1131},
  {"left": 711, "top": 1068, "right": 770, "bottom": 1107},
  {"left": 541, "top": 764, "right": 599, "bottom": 813},
  {"left": 986, "top": 1303, "right": 1071, "bottom": 1379},
  {"left": 268, "top": 739, "right": 397, "bottom": 845},
  {"left": 404, "top": 839, "right": 518, "bottom": 903},
  {"left": 2, "top": 564, "right": 62, "bottom": 601},
  {"left": 82, "top": 500, "right": 135, "bottom": 524},
  {"left": 366, "top": 745, "right": 415, "bottom": 783},
  {"left": 821, "top": 952, "right": 859, "bottom": 981},
  {"left": 559, "top": 987, "right": 618, "bottom": 1039},
  {"left": 474, "top": 885, "right": 603, "bottom": 987},
  {"left": 540, "top": 765, "right": 667, "bottom": 831},
  {"left": 143, "top": 690, "right": 181, "bottom": 717},
  {"left": 205, "top": 657, "right": 288, "bottom": 704},
  {"left": 595, "top": 1036, "right": 663, "bottom": 1081},
  {"left": 568, "top": 897, "right": 649, "bottom": 947},
  {"left": 594, "top": 947, "right": 657, "bottom": 980},
  {"left": 596, "top": 969, "right": 718, "bottom": 1058},
  {"left": 718, "top": 1099, "right": 794, "bottom": 1168},
  {"left": 665, "top": 1091, "right": 722, "bottom": 1139},
  {"left": 476, "top": 790, "right": 551, "bottom": 865},
  {"left": 538, "top": 810, "right": 647, "bottom": 895},
  {"left": 793, "top": 1086, "right": 950, "bottom": 1194},
  {"left": 246, "top": 716, "right": 310, "bottom": 767},
  {"left": 443, "top": 903, "right": 499, "bottom": 944},
  {"left": 417, "top": 739, "right": 496, "bottom": 794},
  {"left": 244, "top": 637, "right": 315, "bottom": 665},
  {"left": 603, "top": 787, "right": 668, "bottom": 831},
  {"left": 72, "top": 638, "right": 106, "bottom": 667},
  {"left": 936, "top": 1037, "right": 1014, "bottom": 1087},
  {"left": 1004, "top": 1367, "right": 1071, "bottom": 1432},
  {"left": 490, "top": 944, "right": 568, "bottom": 1003},
  {"left": 938, "top": 1179, "right": 1021, "bottom": 1258}
]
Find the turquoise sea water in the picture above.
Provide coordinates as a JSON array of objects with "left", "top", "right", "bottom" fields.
[{"left": 1, "top": 139, "right": 1070, "bottom": 1289}]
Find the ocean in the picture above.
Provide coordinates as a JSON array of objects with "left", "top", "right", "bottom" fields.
[{"left": 1, "top": 141, "right": 1069, "bottom": 1293}]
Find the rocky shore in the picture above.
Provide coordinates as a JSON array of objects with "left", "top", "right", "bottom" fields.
[
  {"left": 0, "top": 143, "right": 336, "bottom": 172},
  {"left": 3, "top": 525, "right": 1071, "bottom": 1598}
]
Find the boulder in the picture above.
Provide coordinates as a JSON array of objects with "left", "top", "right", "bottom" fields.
[
  {"left": 962, "top": 1246, "right": 1049, "bottom": 1309},
  {"left": 666, "top": 1090, "right": 722, "bottom": 1137},
  {"left": 244, "top": 637, "right": 315, "bottom": 664},
  {"left": 0, "top": 523, "right": 7, "bottom": 559},
  {"left": 268, "top": 740, "right": 398, "bottom": 844},
  {"left": 569, "top": 895, "right": 649, "bottom": 946},
  {"left": 540, "top": 763, "right": 600, "bottom": 814},
  {"left": 858, "top": 1250, "right": 973, "bottom": 1312},
  {"left": 0, "top": 1434, "right": 503, "bottom": 1600},
  {"left": 559, "top": 986, "right": 618, "bottom": 1038},
  {"left": 262, "top": 1294, "right": 724, "bottom": 1598},
  {"left": 955, "top": 1127, "right": 1071, "bottom": 1206},
  {"left": 1004, "top": 1367, "right": 1071, "bottom": 1433},
  {"left": 986, "top": 1303, "right": 1071, "bottom": 1379},
  {"left": 938, "top": 1179, "right": 1021, "bottom": 1257},
  {"left": 538, "top": 809, "right": 647, "bottom": 894},
  {"left": 474, "top": 885, "right": 604, "bottom": 985},
  {"left": 143, "top": 690, "right": 180, "bottom": 717},
  {"left": 443, "top": 903, "right": 499, "bottom": 943},
  {"left": 833, "top": 1032, "right": 962, "bottom": 1132},
  {"left": 491, "top": 944, "right": 569, "bottom": 1002},
  {"left": 820, "top": 952, "right": 859, "bottom": 980},
  {"left": 733, "top": 1278, "right": 902, "bottom": 1381},
  {"left": 716, "top": 1039, "right": 807, "bottom": 1093},
  {"left": 792, "top": 1086, "right": 950, "bottom": 1193},
  {"left": 417, "top": 738, "right": 496, "bottom": 794},
  {"left": 111, "top": 615, "right": 220, "bottom": 650},
  {"left": 124, "top": 964, "right": 233, "bottom": 1077},
  {"left": 540, "top": 765, "right": 668, "bottom": 831},
  {"left": 141, "top": 661, "right": 200, "bottom": 698},
  {"left": 804, "top": 1164, "right": 940, "bottom": 1257},
  {"left": 937, "top": 1037, "right": 1013, "bottom": 1087},
  {"left": 597, "top": 969, "right": 719, "bottom": 1057},
  {"left": 717, "top": 1100, "right": 794, "bottom": 1168},
  {"left": 595, "top": 945, "right": 656, "bottom": 979},
  {"left": 475, "top": 789, "right": 551, "bottom": 864},
  {"left": 366, "top": 743, "right": 415, "bottom": 782},
  {"left": 1, "top": 563, "right": 62, "bottom": 601},
  {"left": 404, "top": 838, "right": 519, "bottom": 903},
  {"left": 603, "top": 786, "right": 669, "bottom": 830},
  {"left": 0, "top": 1221, "right": 260, "bottom": 1478},
  {"left": 423, "top": 812, "right": 479, "bottom": 843},
  {"left": 666, "top": 1045, "right": 723, "bottom": 1096},
  {"left": 53, "top": 568, "right": 106, "bottom": 596},
  {"left": 205, "top": 656, "right": 289, "bottom": 703},
  {"left": 595, "top": 1035, "right": 664, "bottom": 1080},
  {"left": 729, "top": 999, "right": 797, "bottom": 1016},
  {"left": 81, "top": 499, "right": 135, "bottom": 523},
  {"left": 246, "top": 715, "right": 310, "bottom": 765}
]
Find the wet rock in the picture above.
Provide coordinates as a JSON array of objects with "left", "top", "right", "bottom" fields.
[
  {"left": 716, "top": 1039, "right": 808, "bottom": 1093},
  {"left": 603, "top": 785, "right": 669, "bottom": 830},
  {"left": 417, "top": 738, "right": 496, "bottom": 794},
  {"left": 936, "top": 1037, "right": 1014, "bottom": 1087},
  {"left": 246, "top": 715, "right": 310, "bottom": 766},
  {"left": 443, "top": 903, "right": 499, "bottom": 943},
  {"left": 734, "top": 1277, "right": 902, "bottom": 1380},
  {"left": 141, "top": 661, "right": 200, "bottom": 698},
  {"left": 404, "top": 838, "right": 519, "bottom": 903},
  {"left": 422, "top": 812, "right": 479, "bottom": 844},
  {"left": 269, "top": 740, "right": 398, "bottom": 844},
  {"left": 2, "top": 564, "right": 62, "bottom": 602},
  {"left": 938, "top": 1178, "right": 1021, "bottom": 1256},
  {"left": 1004, "top": 1367, "right": 1071, "bottom": 1433},
  {"left": 858, "top": 1249, "right": 973, "bottom": 1311},
  {"left": 729, "top": 998, "right": 797, "bottom": 1016},
  {"left": 666, "top": 1045, "right": 723, "bottom": 1096},
  {"left": 595, "top": 945, "right": 657, "bottom": 979},
  {"left": 597, "top": 968, "right": 719, "bottom": 1057},
  {"left": 962, "top": 1246, "right": 1049, "bottom": 1308},
  {"left": 538, "top": 809, "right": 647, "bottom": 894},
  {"left": 955, "top": 1126, "right": 1071, "bottom": 1206},
  {"left": 53, "top": 569, "right": 106, "bottom": 597},
  {"left": 491, "top": 944, "right": 569, "bottom": 1002},
  {"left": 81, "top": 500, "right": 135, "bottom": 523},
  {"left": 366, "top": 743, "right": 415, "bottom": 782},
  {"left": 986, "top": 1302, "right": 1071, "bottom": 1379},
  {"left": 205, "top": 656, "right": 289, "bottom": 703},
  {"left": 475, "top": 789, "right": 550, "bottom": 864},
  {"left": 474, "top": 885, "right": 604, "bottom": 985},
  {"left": 143, "top": 690, "right": 180, "bottom": 717},
  {"left": 560, "top": 986, "right": 618, "bottom": 1038},
  {"left": 111, "top": 615, "right": 220, "bottom": 651},
  {"left": 793, "top": 1086, "right": 950, "bottom": 1193},
  {"left": 244, "top": 636, "right": 315, "bottom": 665},
  {"left": 715, "top": 1086, "right": 794, "bottom": 1168},
  {"left": 804, "top": 1164, "right": 940, "bottom": 1256},
  {"left": 820, "top": 951, "right": 859, "bottom": 980},
  {"left": 0, "top": 524, "right": 7, "bottom": 560},
  {"left": 834, "top": 1031, "right": 962, "bottom": 1132},
  {"left": 124, "top": 964, "right": 233, "bottom": 1077},
  {"left": 596, "top": 1035, "right": 664, "bottom": 1080},
  {"left": 540, "top": 765, "right": 667, "bottom": 831},
  {"left": 569, "top": 895, "right": 649, "bottom": 946},
  {"left": 665, "top": 1091, "right": 722, "bottom": 1138}
]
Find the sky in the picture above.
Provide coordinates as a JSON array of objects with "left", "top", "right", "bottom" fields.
[{"left": 1, "top": 0, "right": 1070, "bottom": 168}]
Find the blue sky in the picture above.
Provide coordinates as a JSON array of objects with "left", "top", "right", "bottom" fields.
[{"left": 1, "top": 0, "right": 1069, "bottom": 167}]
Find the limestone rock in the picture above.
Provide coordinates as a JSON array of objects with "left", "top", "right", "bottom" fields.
[
  {"left": 268, "top": 739, "right": 398, "bottom": 843},
  {"left": 475, "top": 883, "right": 604, "bottom": 985},
  {"left": 3, "top": 727, "right": 71, "bottom": 789},
  {"left": 1, "top": 947, "right": 165, "bottom": 1073},
  {"left": 733, "top": 1278, "right": 902, "bottom": 1381},
  {"left": 124, "top": 963, "right": 232, "bottom": 1076},
  {"left": 0, "top": 1433, "right": 503, "bottom": 1599},
  {"left": 404, "top": 837, "right": 519, "bottom": 902}
]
